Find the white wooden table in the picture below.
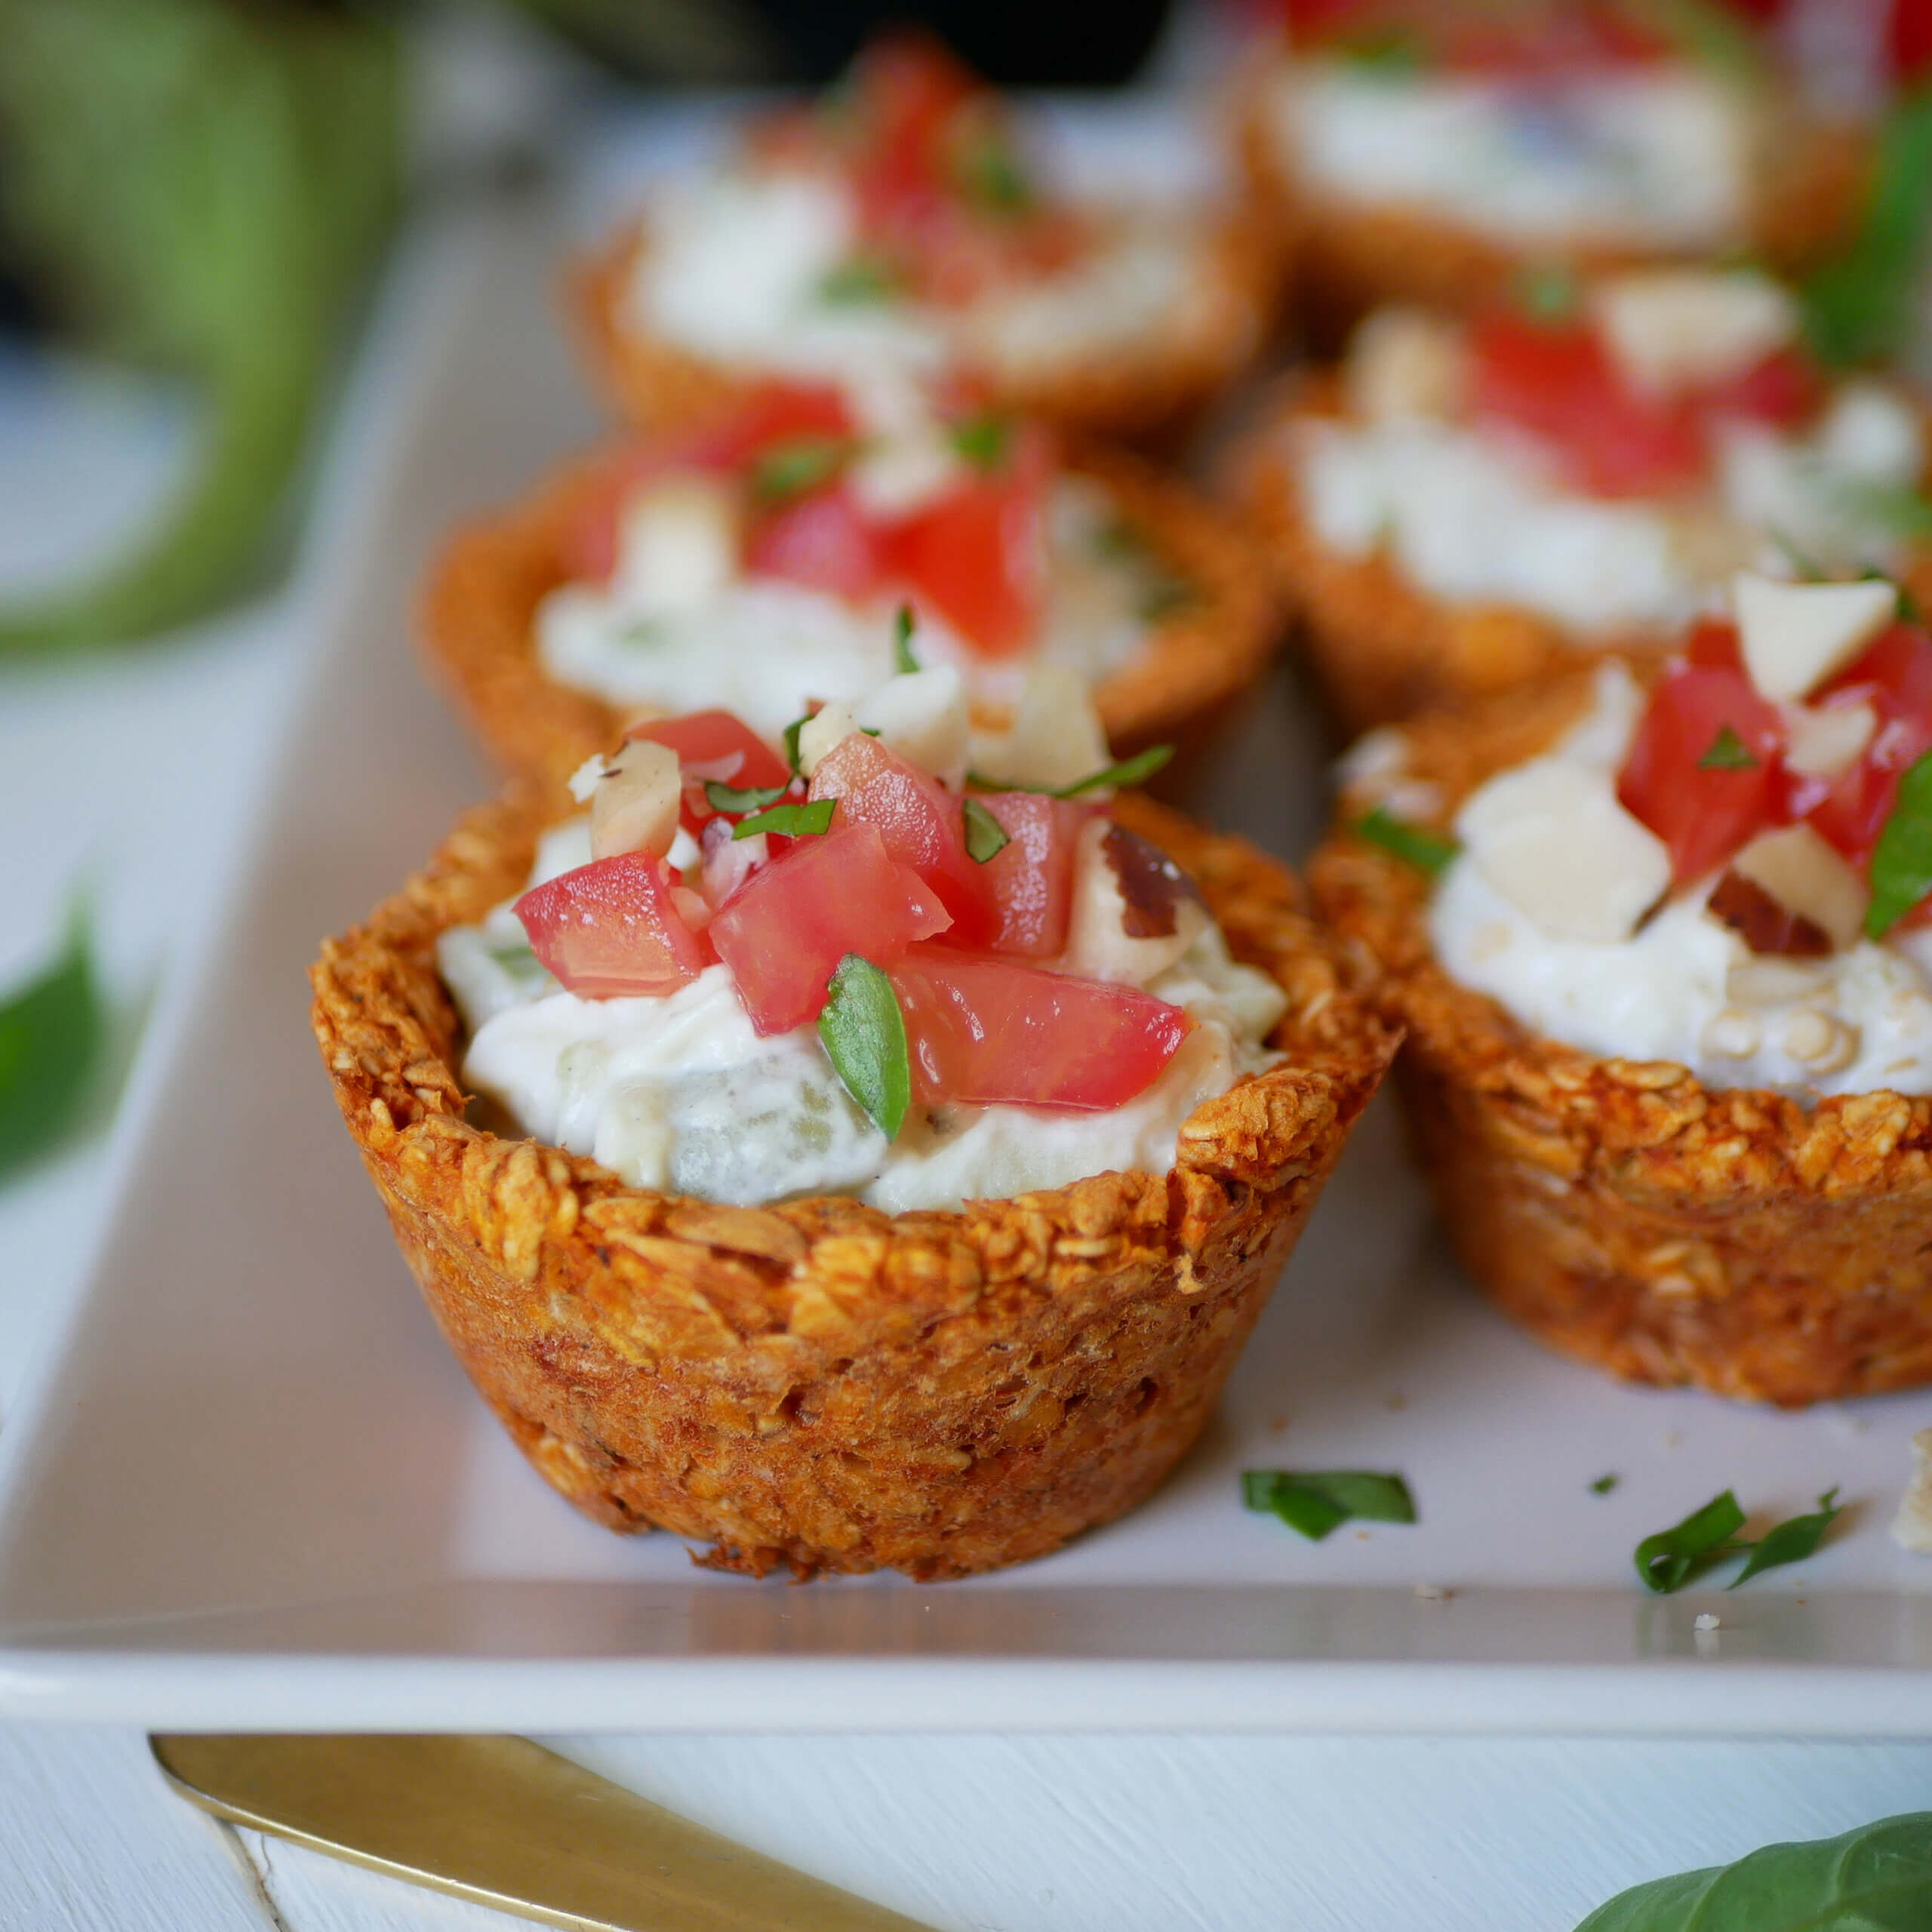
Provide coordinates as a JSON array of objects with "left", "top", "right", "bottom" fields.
[{"left": 5, "top": 94, "right": 1932, "bottom": 1932}]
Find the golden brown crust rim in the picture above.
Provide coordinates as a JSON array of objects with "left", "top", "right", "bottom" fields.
[
  {"left": 1227, "top": 374, "right": 1932, "bottom": 737},
  {"left": 420, "top": 438, "right": 1282, "bottom": 789},
  {"left": 310, "top": 789, "right": 1397, "bottom": 1577},
  {"left": 1238, "top": 71, "right": 1869, "bottom": 346},
  {"left": 1308, "top": 667, "right": 1932, "bottom": 1406},
  {"left": 567, "top": 212, "right": 1285, "bottom": 445}
]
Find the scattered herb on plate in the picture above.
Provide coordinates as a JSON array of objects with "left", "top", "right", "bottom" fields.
[
  {"left": 0, "top": 903, "right": 104, "bottom": 1180},
  {"left": 1590, "top": 1474, "right": 1620, "bottom": 1497},
  {"left": 1633, "top": 1487, "right": 1847, "bottom": 1594},
  {"left": 1728, "top": 1487, "right": 1842, "bottom": 1589},
  {"left": 1242, "top": 1469, "right": 1417, "bottom": 1543}
]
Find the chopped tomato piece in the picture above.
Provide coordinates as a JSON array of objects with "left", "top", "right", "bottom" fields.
[
  {"left": 847, "top": 32, "right": 983, "bottom": 233},
  {"left": 1700, "top": 348, "right": 1820, "bottom": 430},
  {"left": 883, "top": 422, "right": 1049, "bottom": 656},
  {"left": 889, "top": 946, "right": 1191, "bottom": 1111},
  {"left": 1683, "top": 616, "right": 1744, "bottom": 671},
  {"left": 1807, "top": 623, "right": 1932, "bottom": 866},
  {"left": 746, "top": 485, "right": 889, "bottom": 600},
  {"left": 968, "top": 792, "right": 1092, "bottom": 958},
  {"left": 1469, "top": 313, "right": 1706, "bottom": 499},
  {"left": 515, "top": 854, "right": 709, "bottom": 998},
  {"left": 680, "top": 381, "right": 853, "bottom": 472},
  {"left": 1617, "top": 665, "right": 1786, "bottom": 884},
  {"left": 709, "top": 823, "right": 950, "bottom": 1035}
]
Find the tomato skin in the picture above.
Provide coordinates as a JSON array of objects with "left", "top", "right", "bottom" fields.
[
  {"left": 1889, "top": 0, "right": 1932, "bottom": 78},
  {"left": 1617, "top": 665, "right": 1786, "bottom": 884},
  {"left": 515, "top": 854, "right": 709, "bottom": 998},
  {"left": 1806, "top": 624, "right": 1932, "bottom": 866},
  {"left": 967, "top": 792, "right": 1093, "bottom": 958},
  {"left": 883, "top": 423, "right": 1050, "bottom": 657},
  {"left": 1701, "top": 348, "right": 1820, "bottom": 431},
  {"left": 1683, "top": 616, "right": 1744, "bottom": 671},
  {"left": 889, "top": 946, "right": 1191, "bottom": 1111},
  {"left": 746, "top": 486, "right": 888, "bottom": 601},
  {"left": 847, "top": 31, "right": 982, "bottom": 234},
  {"left": 709, "top": 823, "right": 951, "bottom": 1035}
]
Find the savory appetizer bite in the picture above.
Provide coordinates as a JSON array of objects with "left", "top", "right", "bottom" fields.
[
  {"left": 1232, "top": 266, "right": 1932, "bottom": 731},
  {"left": 571, "top": 33, "right": 1275, "bottom": 441},
  {"left": 1242, "top": 0, "right": 1865, "bottom": 339},
  {"left": 311, "top": 675, "right": 1395, "bottom": 1577},
  {"left": 424, "top": 377, "right": 1277, "bottom": 786},
  {"left": 1312, "top": 572, "right": 1932, "bottom": 1405}
]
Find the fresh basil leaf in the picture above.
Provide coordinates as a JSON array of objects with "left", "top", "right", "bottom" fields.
[
  {"left": 1865, "top": 747, "right": 1932, "bottom": 937},
  {"left": 1643, "top": 0, "right": 1764, "bottom": 79},
  {"left": 0, "top": 903, "right": 104, "bottom": 1179},
  {"left": 1767, "top": 528, "right": 1828, "bottom": 581},
  {"left": 1336, "top": 26, "right": 1426, "bottom": 75},
  {"left": 818, "top": 953, "right": 910, "bottom": 1141},
  {"left": 1633, "top": 1490, "right": 1748, "bottom": 1595},
  {"left": 1698, "top": 724, "right": 1758, "bottom": 771},
  {"left": 1801, "top": 88, "right": 1932, "bottom": 370},
  {"left": 751, "top": 436, "right": 848, "bottom": 505},
  {"left": 705, "top": 780, "right": 789, "bottom": 814},
  {"left": 1516, "top": 261, "right": 1580, "bottom": 325},
  {"left": 817, "top": 256, "right": 900, "bottom": 306},
  {"left": 894, "top": 602, "right": 921, "bottom": 675},
  {"left": 1571, "top": 1810, "right": 1932, "bottom": 1932},
  {"left": 950, "top": 413, "right": 1013, "bottom": 472},
  {"left": 958, "top": 139, "right": 1033, "bottom": 213},
  {"left": 1729, "top": 1487, "right": 1844, "bottom": 1589},
  {"left": 1242, "top": 1469, "right": 1417, "bottom": 1543},
  {"left": 961, "top": 796, "right": 1011, "bottom": 863},
  {"left": 1357, "top": 804, "right": 1460, "bottom": 877},
  {"left": 783, "top": 715, "right": 810, "bottom": 776},
  {"left": 1590, "top": 1474, "right": 1620, "bottom": 1497},
  {"left": 1056, "top": 745, "right": 1174, "bottom": 797},
  {"left": 734, "top": 798, "right": 836, "bottom": 841}
]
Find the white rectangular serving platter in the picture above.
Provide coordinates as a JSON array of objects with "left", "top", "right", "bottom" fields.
[{"left": 5, "top": 100, "right": 1932, "bottom": 1737}]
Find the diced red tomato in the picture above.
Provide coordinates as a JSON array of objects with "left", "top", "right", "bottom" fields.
[
  {"left": 1617, "top": 664, "right": 1786, "bottom": 884},
  {"left": 846, "top": 32, "right": 984, "bottom": 235},
  {"left": 1683, "top": 616, "right": 1744, "bottom": 670},
  {"left": 709, "top": 823, "right": 950, "bottom": 1035},
  {"left": 1700, "top": 348, "right": 1821, "bottom": 431},
  {"left": 746, "top": 485, "right": 890, "bottom": 600},
  {"left": 515, "top": 854, "right": 709, "bottom": 998},
  {"left": 1469, "top": 313, "right": 1706, "bottom": 499},
  {"left": 883, "top": 423, "right": 1049, "bottom": 656},
  {"left": 1806, "top": 623, "right": 1932, "bottom": 866},
  {"left": 968, "top": 792, "right": 1092, "bottom": 958},
  {"left": 889, "top": 946, "right": 1191, "bottom": 1111},
  {"left": 1889, "top": 0, "right": 1932, "bottom": 78}
]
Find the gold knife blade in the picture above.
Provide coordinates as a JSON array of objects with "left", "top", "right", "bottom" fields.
[{"left": 150, "top": 1733, "right": 937, "bottom": 1932}]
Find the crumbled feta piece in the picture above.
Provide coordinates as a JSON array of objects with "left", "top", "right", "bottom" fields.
[
  {"left": 1592, "top": 269, "right": 1796, "bottom": 401},
  {"left": 796, "top": 700, "right": 858, "bottom": 778},
  {"left": 855, "top": 666, "right": 971, "bottom": 788},
  {"left": 1344, "top": 308, "right": 1466, "bottom": 423},
  {"left": 968, "top": 664, "right": 1110, "bottom": 792},
  {"left": 1892, "top": 1429, "right": 1932, "bottom": 1554},
  {"left": 1734, "top": 572, "right": 1898, "bottom": 703}
]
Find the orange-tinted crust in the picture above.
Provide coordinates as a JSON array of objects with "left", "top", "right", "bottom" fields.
[
  {"left": 420, "top": 438, "right": 1282, "bottom": 790},
  {"left": 1309, "top": 667, "right": 1932, "bottom": 1406},
  {"left": 310, "top": 789, "right": 1398, "bottom": 1577}
]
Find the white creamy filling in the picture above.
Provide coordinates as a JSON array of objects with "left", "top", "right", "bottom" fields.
[
  {"left": 1426, "top": 666, "right": 1932, "bottom": 1096},
  {"left": 535, "top": 478, "right": 1158, "bottom": 741},
  {"left": 1294, "top": 383, "right": 1925, "bottom": 638},
  {"left": 630, "top": 168, "right": 1199, "bottom": 384},
  {"left": 1273, "top": 61, "right": 1750, "bottom": 246}
]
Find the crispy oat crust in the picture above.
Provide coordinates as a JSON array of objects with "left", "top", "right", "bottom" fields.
[
  {"left": 1238, "top": 73, "right": 1869, "bottom": 347},
  {"left": 567, "top": 211, "right": 1284, "bottom": 445},
  {"left": 420, "top": 438, "right": 1282, "bottom": 789},
  {"left": 310, "top": 790, "right": 1396, "bottom": 1576},
  {"left": 1309, "top": 666, "right": 1932, "bottom": 1406},
  {"left": 1228, "top": 372, "right": 1932, "bottom": 737}
]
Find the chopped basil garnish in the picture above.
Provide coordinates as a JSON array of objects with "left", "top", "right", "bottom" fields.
[
  {"left": 704, "top": 779, "right": 789, "bottom": 814},
  {"left": 1515, "top": 261, "right": 1580, "bottom": 324},
  {"left": 1242, "top": 1469, "right": 1417, "bottom": 1543},
  {"left": 783, "top": 715, "right": 809, "bottom": 776},
  {"left": 734, "top": 798, "right": 836, "bottom": 840},
  {"left": 1590, "top": 1473, "right": 1620, "bottom": 1497},
  {"left": 1866, "top": 566, "right": 1924, "bottom": 624},
  {"left": 1574, "top": 1812, "right": 1932, "bottom": 1932},
  {"left": 1730, "top": 1487, "right": 1843, "bottom": 1589},
  {"left": 961, "top": 796, "right": 1011, "bottom": 863},
  {"left": 1056, "top": 744, "right": 1174, "bottom": 796},
  {"left": 0, "top": 902, "right": 103, "bottom": 1180},
  {"left": 1335, "top": 26, "right": 1426, "bottom": 75},
  {"left": 957, "top": 140, "right": 1032, "bottom": 213},
  {"left": 894, "top": 602, "right": 921, "bottom": 675},
  {"left": 1837, "top": 478, "right": 1932, "bottom": 540},
  {"left": 1865, "top": 747, "right": 1932, "bottom": 937},
  {"left": 818, "top": 953, "right": 910, "bottom": 1141},
  {"left": 1801, "top": 89, "right": 1932, "bottom": 368},
  {"left": 751, "top": 435, "right": 848, "bottom": 505},
  {"left": 817, "top": 256, "right": 900, "bottom": 306},
  {"left": 1357, "top": 804, "right": 1460, "bottom": 877},
  {"left": 1697, "top": 724, "right": 1758, "bottom": 771},
  {"left": 950, "top": 412, "right": 1012, "bottom": 472},
  {"left": 1647, "top": 0, "right": 1764, "bottom": 78}
]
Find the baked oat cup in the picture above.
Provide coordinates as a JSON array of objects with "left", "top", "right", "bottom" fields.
[
  {"left": 312, "top": 789, "right": 1396, "bottom": 1578},
  {"left": 1310, "top": 665, "right": 1932, "bottom": 1407},
  {"left": 423, "top": 436, "right": 1281, "bottom": 790}
]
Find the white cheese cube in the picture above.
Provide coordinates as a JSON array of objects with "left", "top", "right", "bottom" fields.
[
  {"left": 1781, "top": 700, "right": 1876, "bottom": 780},
  {"left": 1457, "top": 758, "right": 1671, "bottom": 943},
  {"left": 796, "top": 700, "right": 858, "bottom": 778},
  {"left": 1343, "top": 308, "right": 1467, "bottom": 423},
  {"left": 848, "top": 435, "right": 963, "bottom": 519},
  {"left": 1592, "top": 269, "right": 1797, "bottom": 401},
  {"left": 1814, "top": 379, "right": 1925, "bottom": 484},
  {"left": 1727, "top": 823, "right": 1868, "bottom": 952},
  {"left": 856, "top": 665, "right": 971, "bottom": 788},
  {"left": 1734, "top": 572, "right": 1897, "bottom": 703},
  {"left": 968, "top": 665, "right": 1111, "bottom": 793},
  {"left": 611, "top": 477, "right": 741, "bottom": 616},
  {"left": 589, "top": 737, "right": 682, "bottom": 862}
]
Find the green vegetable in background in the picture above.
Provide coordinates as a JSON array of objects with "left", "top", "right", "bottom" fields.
[
  {"left": 0, "top": 0, "right": 401, "bottom": 654},
  {"left": 0, "top": 906, "right": 104, "bottom": 1181},
  {"left": 1573, "top": 1811, "right": 1932, "bottom": 1930}
]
